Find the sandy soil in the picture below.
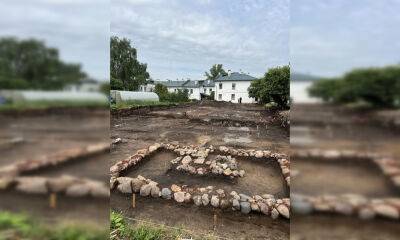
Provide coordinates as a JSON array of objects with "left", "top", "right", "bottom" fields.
[
  {"left": 111, "top": 102, "right": 289, "bottom": 239},
  {"left": 0, "top": 108, "right": 109, "bottom": 225}
]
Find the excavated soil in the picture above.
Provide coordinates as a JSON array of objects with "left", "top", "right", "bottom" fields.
[
  {"left": 291, "top": 104, "right": 400, "bottom": 239},
  {"left": 122, "top": 151, "right": 288, "bottom": 198},
  {"left": 111, "top": 102, "right": 289, "bottom": 239},
  {"left": 0, "top": 109, "right": 109, "bottom": 225}
]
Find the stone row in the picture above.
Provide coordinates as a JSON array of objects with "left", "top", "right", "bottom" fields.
[
  {"left": 171, "top": 155, "right": 245, "bottom": 179},
  {"left": 291, "top": 148, "right": 400, "bottom": 190},
  {"left": 374, "top": 158, "right": 400, "bottom": 188},
  {"left": 292, "top": 194, "right": 400, "bottom": 221},
  {"left": 0, "top": 143, "right": 110, "bottom": 177},
  {"left": 0, "top": 175, "right": 109, "bottom": 198},
  {"left": 110, "top": 142, "right": 290, "bottom": 188},
  {"left": 111, "top": 175, "right": 290, "bottom": 220},
  {"left": 291, "top": 148, "right": 379, "bottom": 161}
]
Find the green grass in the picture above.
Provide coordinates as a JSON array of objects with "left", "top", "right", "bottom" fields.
[
  {"left": 0, "top": 211, "right": 108, "bottom": 240},
  {"left": 110, "top": 211, "right": 217, "bottom": 240},
  {"left": 0, "top": 100, "right": 108, "bottom": 111},
  {"left": 110, "top": 100, "right": 181, "bottom": 110}
]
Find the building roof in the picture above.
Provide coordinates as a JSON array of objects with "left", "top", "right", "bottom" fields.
[
  {"left": 202, "top": 80, "right": 215, "bottom": 87},
  {"left": 155, "top": 80, "right": 187, "bottom": 88},
  {"left": 182, "top": 80, "right": 202, "bottom": 88},
  {"left": 215, "top": 72, "right": 257, "bottom": 81}
]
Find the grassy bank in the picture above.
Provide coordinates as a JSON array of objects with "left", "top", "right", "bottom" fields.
[
  {"left": 0, "top": 100, "right": 108, "bottom": 112},
  {"left": 0, "top": 211, "right": 108, "bottom": 240},
  {"left": 110, "top": 211, "right": 217, "bottom": 240},
  {"left": 110, "top": 100, "right": 184, "bottom": 110}
]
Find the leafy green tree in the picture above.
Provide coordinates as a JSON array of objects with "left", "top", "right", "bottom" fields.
[
  {"left": 100, "top": 82, "right": 110, "bottom": 95},
  {"left": 110, "top": 36, "right": 149, "bottom": 90},
  {"left": 154, "top": 83, "right": 168, "bottom": 100},
  {"left": 204, "top": 64, "right": 227, "bottom": 80},
  {"left": 308, "top": 65, "right": 400, "bottom": 108},
  {"left": 248, "top": 65, "right": 290, "bottom": 109},
  {"left": 0, "top": 37, "right": 86, "bottom": 90}
]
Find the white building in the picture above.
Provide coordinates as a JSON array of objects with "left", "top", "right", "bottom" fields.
[
  {"left": 214, "top": 72, "right": 257, "bottom": 103},
  {"left": 64, "top": 78, "right": 102, "bottom": 92},
  {"left": 139, "top": 72, "right": 257, "bottom": 103}
]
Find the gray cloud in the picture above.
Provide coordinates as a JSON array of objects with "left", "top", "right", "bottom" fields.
[
  {"left": 111, "top": 0, "right": 289, "bottom": 80},
  {"left": 0, "top": 0, "right": 109, "bottom": 80}
]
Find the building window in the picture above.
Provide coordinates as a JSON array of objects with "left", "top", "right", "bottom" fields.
[
  {"left": 174, "top": 89, "right": 177, "bottom": 92},
  {"left": 209, "top": 88, "right": 212, "bottom": 93},
  {"left": 232, "top": 83, "right": 236, "bottom": 90},
  {"left": 218, "top": 94, "right": 222, "bottom": 100},
  {"left": 190, "top": 89, "right": 193, "bottom": 94},
  {"left": 219, "top": 83, "right": 222, "bottom": 89},
  {"left": 231, "top": 94, "right": 235, "bottom": 101}
]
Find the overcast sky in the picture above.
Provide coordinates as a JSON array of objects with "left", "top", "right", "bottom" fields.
[
  {"left": 0, "top": 0, "right": 109, "bottom": 81},
  {"left": 111, "top": 0, "right": 289, "bottom": 80},
  {"left": 291, "top": 0, "right": 400, "bottom": 77}
]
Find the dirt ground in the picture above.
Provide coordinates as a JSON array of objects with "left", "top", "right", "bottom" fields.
[
  {"left": 291, "top": 104, "right": 400, "bottom": 240},
  {"left": 0, "top": 108, "right": 110, "bottom": 226},
  {"left": 111, "top": 102, "right": 290, "bottom": 239}
]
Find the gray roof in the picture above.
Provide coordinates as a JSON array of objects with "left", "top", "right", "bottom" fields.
[
  {"left": 202, "top": 80, "right": 215, "bottom": 87},
  {"left": 215, "top": 72, "right": 257, "bottom": 81},
  {"left": 182, "top": 80, "right": 202, "bottom": 88},
  {"left": 155, "top": 80, "right": 186, "bottom": 88}
]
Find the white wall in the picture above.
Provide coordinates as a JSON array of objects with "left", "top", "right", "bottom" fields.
[{"left": 214, "top": 81, "right": 256, "bottom": 103}]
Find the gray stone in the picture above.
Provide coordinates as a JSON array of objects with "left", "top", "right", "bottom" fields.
[
  {"left": 184, "top": 193, "right": 192, "bottom": 203},
  {"left": 182, "top": 156, "right": 192, "bottom": 165},
  {"left": 292, "top": 198, "right": 313, "bottom": 215},
  {"left": 132, "top": 178, "right": 146, "bottom": 192},
  {"left": 240, "top": 201, "right": 251, "bottom": 214},
  {"left": 174, "top": 191, "right": 185, "bottom": 203},
  {"left": 140, "top": 184, "right": 152, "bottom": 196},
  {"left": 211, "top": 195, "right": 220, "bottom": 207},
  {"left": 201, "top": 194, "right": 210, "bottom": 206},
  {"left": 232, "top": 199, "right": 240, "bottom": 210},
  {"left": 161, "top": 188, "right": 172, "bottom": 199},
  {"left": 66, "top": 183, "right": 90, "bottom": 197},
  {"left": 259, "top": 202, "right": 270, "bottom": 215},
  {"left": 16, "top": 177, "right": 48, "bottom": 194},
  {"left": 193, "top": 195, "right": 202, "bottom": 206},
  {"left": 277, "top": 204, "right": 290, "bottom": 219},
  {"left": 150, "top": 185, "right": 160, "bottom": 198},
  {"left": 251, "top": 202, "right": 260, "bottom": 212},
  {"left": 358, "top": 207, "right": 376, "bottom": 220},
  {"left": 271, "top": 208, "right": 280, "bottom": 219}
]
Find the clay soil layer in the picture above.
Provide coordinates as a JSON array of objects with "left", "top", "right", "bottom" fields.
[{"left": 111, "top": 102, "right": 289, "bottom": 239}]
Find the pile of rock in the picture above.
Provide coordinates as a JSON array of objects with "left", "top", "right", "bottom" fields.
[
  {"left": 292, "top": 193, "right": 400, "bottom": 220},
  {"left": 0, "top": 175, "right": 109, "bottom": 198},
  {"left": 171, "top": 154, "right": 245, "bottom": 178},
  {"left": 112, "top": 175, "right": 290, "bottom": 219}
]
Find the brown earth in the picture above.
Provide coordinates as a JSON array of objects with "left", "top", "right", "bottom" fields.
[
  {"left": 0, "top": 108, "right": 109, "bottom": 226},
  {"left": 111, "top": 102, "right": 289, "bottom": 239},
  {"left": 291, "top": 104, "right": 400, "bottom": 239}
]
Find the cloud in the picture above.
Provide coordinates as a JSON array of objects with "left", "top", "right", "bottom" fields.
[
  {"left": 0, "top": 0, "right": 109, "bottom": 80},
  {"left": 291, "top": 0, "right": 400, "bottom": 77},
  {"left": 111, "top": 0, "right": 289, "bottom": 80}
]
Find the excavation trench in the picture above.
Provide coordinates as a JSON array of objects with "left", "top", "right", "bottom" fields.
[
  {"left": 292, "top": 157, "right": 399, "bottom": 197},
  {"left": 121, "top": 149, "right": 288, "bottom": 198}
]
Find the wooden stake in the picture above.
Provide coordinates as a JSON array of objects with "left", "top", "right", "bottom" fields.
[
  {"left": 213, "top": 213, "right": 217, "bottom": 231},
  {"left": 132, "top": 194, "right": 136, "bottom": 208},
  {"left": 49, "top": 193, "right": 57, "bottom": 209}
]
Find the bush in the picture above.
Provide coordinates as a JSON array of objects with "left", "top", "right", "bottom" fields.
[
  {"left": 248, "top": 65, "right": 290, "bottom": 109},
  {"left": 308, "top": 65, "right": 400, "bottom": 108},
  {"left": 154, "top": 83, "right": 189, "bottom": 103}
]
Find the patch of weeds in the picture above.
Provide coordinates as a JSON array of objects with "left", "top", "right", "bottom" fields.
[{"left": 0, "top": 211, "right": 107, "bottom": 240}]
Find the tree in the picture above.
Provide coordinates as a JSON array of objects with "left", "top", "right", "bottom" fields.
[
  {"left": 248, "top": 65, "right": 290, "bottom": 109},
  {"left": 154, "top": 83, "right": 168, "bottom": 100},
  {"left": 308, "top": 65, "right": 400, "bottom": 108},
  {"left": 0, "top": 37, "right": 86, "bottom": 90},
  {"left": 204, "top": 64, "right": 227, "bottom": 80},
  {"left": 110, "top": 36, "right": 149, "bottom": 90},
  {"left": 100, "top": 82, "right": 110, "bottom": 95}
]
